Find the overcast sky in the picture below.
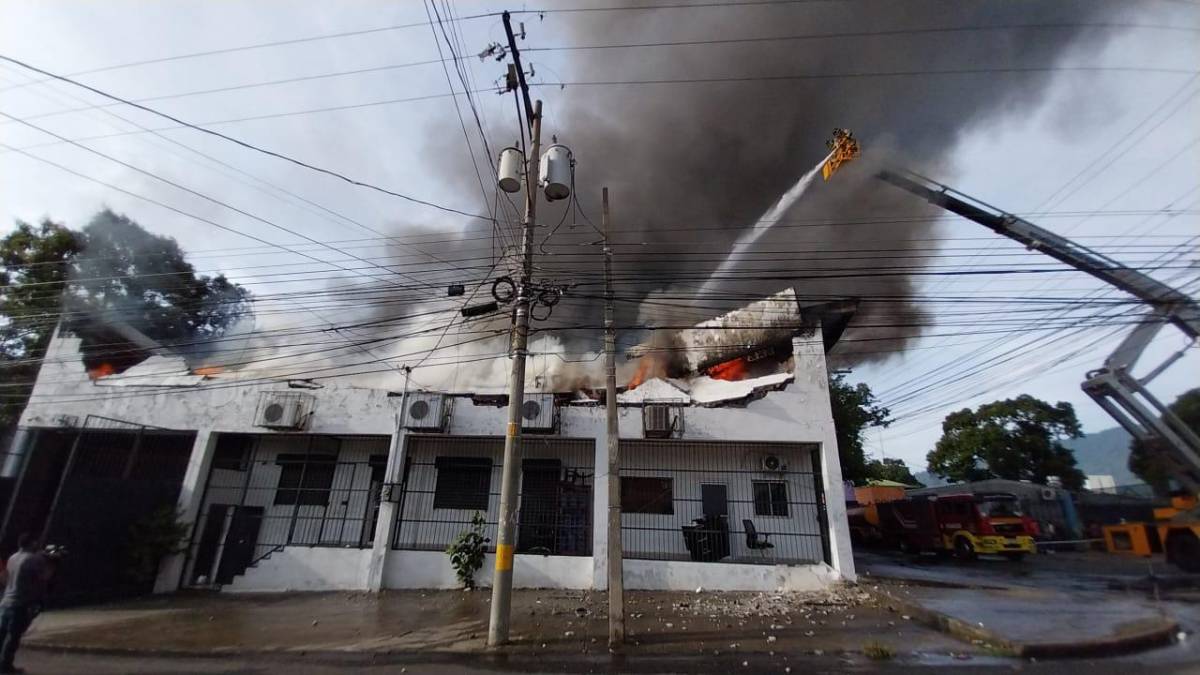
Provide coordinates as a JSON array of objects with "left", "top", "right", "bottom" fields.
[{"left": 1, "top": 1, "right": 1196, "bottom": 474}]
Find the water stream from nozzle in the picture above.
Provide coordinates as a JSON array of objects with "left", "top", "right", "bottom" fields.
[{"left": 697, "top": 150, "right": 834, "bottom": 301}]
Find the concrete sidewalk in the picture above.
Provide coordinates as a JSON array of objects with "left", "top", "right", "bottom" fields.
[
  {"left": 26, "top": 587, "right": 980, "bottom": 664},
  {"left": 856, "top": 551, "right": 1189, "bottom": 657},
  {"left": 873, "top": 582, "right": 1180, "bottom": 658}
]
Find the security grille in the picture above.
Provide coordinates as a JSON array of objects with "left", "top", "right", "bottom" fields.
[
  {"left": 393, "top": 435, "right": 593, "bottom": 556},
  {"left": 619, "top": 439, "right": 829, "bottom": 565},
  {"left": 183, "top": 434, "right": 390, "bottom": 587}
]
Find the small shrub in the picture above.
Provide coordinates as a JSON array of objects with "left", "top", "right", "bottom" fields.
[
  {"left": 127, "top": 506, "right": 190, "bottom": 585},
  {"left": 446, "top": 512, "right": 489, "bottom": 589},
  {"left": 863, "top": 641, "right": 895, "bottom": 661}
]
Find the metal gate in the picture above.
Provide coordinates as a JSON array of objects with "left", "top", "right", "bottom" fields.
[
  {"left": 618, "top": 440, "right": 830, "bottom": 565},
  {"left": 0, "top": 416, "right": 194, "bottom": 605},
  {"left": 181, "top": 433, "right": 391, "bottom": 587},
  {"left": 393, "top": 435, "right": 594, "bottom": 556}
]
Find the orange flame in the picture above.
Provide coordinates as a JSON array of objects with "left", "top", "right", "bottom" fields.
[
  {"left": 628, "top": 358, "right": 652, "bottom": 389},
  {"left": 708, "top": 357, "right": 748, "bottom": 382},
  {"left": 87, "top": 363, "right": 116, "bottom": 380},
  {"left": 627, "top": 355, "right": 666, "bottom": 390}
]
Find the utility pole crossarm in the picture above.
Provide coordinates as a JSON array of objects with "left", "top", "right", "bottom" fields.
[{"left": 876, "top": 168, "right": 1200, "bottom": 339}]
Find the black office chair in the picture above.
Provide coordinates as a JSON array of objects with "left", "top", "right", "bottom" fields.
[{"left": 743, "top": 519, "right": 774, "bottom": 557}]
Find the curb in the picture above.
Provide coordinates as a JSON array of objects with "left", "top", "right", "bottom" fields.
[
  {"left": 20, "top": 641, "right": 902, "bottom": 673},
  {"left": 859, "top": 570, "right": 1010, "bottom": 592},
  {"left": 865, "top": 584, "right": 1179, "bottom": 658}
]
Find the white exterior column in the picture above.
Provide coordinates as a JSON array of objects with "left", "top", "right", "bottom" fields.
[
  {"left": 792, "top": 335, "right": 856, "bottom": 581},
  {"left": 2, "top": 428, "right": 35, "bottom": 478},
  {"left": 366, "top": 414, "right": 406, "bottom": 590},
  {"left": 155, "top": 428, "right": 218, "bottom": 593},
  {"left": 591, "top": 435, "right": 609, "bottom": 590}
]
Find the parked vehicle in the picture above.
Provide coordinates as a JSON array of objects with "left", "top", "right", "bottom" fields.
[{"left": 853, "top": 492, "right": 1037, "bottom": 560}]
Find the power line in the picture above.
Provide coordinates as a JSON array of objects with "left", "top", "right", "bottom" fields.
[
  {"left": 532, "top": 66, "right": 1199, "bottom": 89},
  {"left": 0, "top": 53, "right": 493, "bottom": 222},
  {"left": 526, "top": 22, "right": 1200, "bottom": 53},
  {"left": 0, "top": 12, "right": 501, "bottom": 87}
]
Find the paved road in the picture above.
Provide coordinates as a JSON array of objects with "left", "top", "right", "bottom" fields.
[{"left": 15, "top": 648, "right": 1200, "bottom": 674}]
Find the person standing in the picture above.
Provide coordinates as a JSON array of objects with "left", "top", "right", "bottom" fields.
[{"left": 0, "top": 533, "right": 51, "bottom": 674}]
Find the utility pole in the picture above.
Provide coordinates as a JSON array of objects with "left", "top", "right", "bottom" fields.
[
  {"left": 603, "top": 187, "right": 625, "bottom": 647},
  {"left": 488, "top": 20, "right": 542, "bottom": 639},
  {"left": 502, "top": 11, "right": 535, "bottom": 129}
]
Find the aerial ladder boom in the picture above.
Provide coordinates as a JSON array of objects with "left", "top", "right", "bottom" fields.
[{"left": 877, "top": 167, "right": 1200, "bottom": 492}]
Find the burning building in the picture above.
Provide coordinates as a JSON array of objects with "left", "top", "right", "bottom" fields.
[{"left": 5, "top": 297, "right": 855, "bottom": 596}]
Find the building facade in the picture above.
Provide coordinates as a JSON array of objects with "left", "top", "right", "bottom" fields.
[{"left": 6, "top": 325, "right": 854, "bottom": 596}]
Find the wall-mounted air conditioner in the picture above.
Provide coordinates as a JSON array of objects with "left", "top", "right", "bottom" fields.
[
  {"left": 405, "top": 392, "right": 449, "bottom": 432},
  {"left": 760, "top": 454, "right": 787, "bottom": 472},
  {"left": 520, "top": 393, "right": 557, "bottom": 432},
  {"left": 255, "top": 392, "right": 315, "bottom": 430},
  {"left": 643, "top": 403, "right": 681, "bottom": 439}
]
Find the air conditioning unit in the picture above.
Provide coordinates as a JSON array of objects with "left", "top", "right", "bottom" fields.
[
  {"left": 404, "top": 392, "right": 449, "bottom": 432},
  {"left": 761, "top": 454, "right": 787, "bottom": 472},
  {"left": 520, "top": 393, "right": 557, "bottom": 432},
  {"left": 255, "top": 392, "right": 314, "bottom": 430},
  {"left": 643, "top": 404, "right": 676, "bottom": 439}
]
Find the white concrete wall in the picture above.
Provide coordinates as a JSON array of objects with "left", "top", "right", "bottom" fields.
[
  {"left": 218, "top": 546, "right": 835, "bottom": 593},
  {"left": 383, "top": 550, "right": 594, "bottom": 589},
  {"left": 21, "top": 329, "right": 402, "bottom": 436},
  {"left": 623, "top": 559, "right": 838, "bottom": 592},
  {"left": 224, "top": 547, "right": 372, "bottom": 592}
]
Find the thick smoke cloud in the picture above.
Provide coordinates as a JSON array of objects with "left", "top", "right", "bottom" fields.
[
  {"left": 534, "top": 1, "right": 1123, "bottom": 363},
  {"left": 401, "top": 1, "right": 1132, "bottom": 388}
]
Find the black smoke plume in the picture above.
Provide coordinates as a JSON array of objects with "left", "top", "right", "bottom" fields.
[{"left": 408, "top": 1, "right": 1143, "bottom": 387}]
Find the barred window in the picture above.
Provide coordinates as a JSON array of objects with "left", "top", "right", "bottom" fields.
[
  {"left": 621, "top": 477, "right": 674, "bottom": 515},
  {"left": 433, "top": 457, "right": 492, "bottom": 510},
  {"left": 753, "top": 481, "right": 789, "bottom": 517},
  {"left": 274, "top": 454, "right": 336, "bottom": 506}
]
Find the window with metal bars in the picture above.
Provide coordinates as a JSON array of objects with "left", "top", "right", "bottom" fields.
[
  {"left": 753, "top": 480, "right": 789, "bottom": 517},
  {"left": 274, "top": 454, "right": 337, "bottom": 506},
  {"left": 621, "top": 476, "right": 674, "bottom": 515},
  {"left": 432, "top": 457, "right": 492, "bottom": 510}
]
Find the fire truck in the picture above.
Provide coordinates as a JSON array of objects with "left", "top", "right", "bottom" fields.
[{"left": 852, "top": 492, "right": 1037, "bottom": 560}]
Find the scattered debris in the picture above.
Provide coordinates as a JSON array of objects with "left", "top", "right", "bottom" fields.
[{"left": 863, "top": 641, "right": 895, "bottom": 661}]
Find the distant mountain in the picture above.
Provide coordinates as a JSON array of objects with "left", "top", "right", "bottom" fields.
[
  {"left": 1063, "top": 426, "right": 1136, "bottom": 486},
  {"left": 912, "top": 470, "right": 946, "bottom": 488},
  {"left": 911, "top": 426, "right": 1137, "bottom": 488}
]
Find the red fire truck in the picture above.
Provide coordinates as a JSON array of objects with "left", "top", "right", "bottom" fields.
[{"left": 871, "top": 493, "right": 1037, "bottom": 560}]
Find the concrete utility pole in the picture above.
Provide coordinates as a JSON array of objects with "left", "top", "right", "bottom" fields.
[
  {"left": 487, "top": 72, "right": 543, "bottom": 646},
  {"left": 603, "top": 187, "right": 625, "bottom": 647}
]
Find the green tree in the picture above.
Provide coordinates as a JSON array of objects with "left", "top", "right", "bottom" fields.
[
  {"left": 829, "top": 372, "right": 892, "bottom": 484},
  {"left": 927, "top": 394, "right": 1085, "bottom": 489},
  {"left": 1, "top": 210, "right": 250, "bottom": 434},
  {"left": 66, "top": 210, "right": 250, "bottom": 345},
  {"left": 865, "top": 457, "right": 923, "bottom": 486},
  {"left": 1, "top": 219, "right": 84, "bottom": 430},
  {"left": 1129, "top": 388, "right": 1200, "bottom": 495}
]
